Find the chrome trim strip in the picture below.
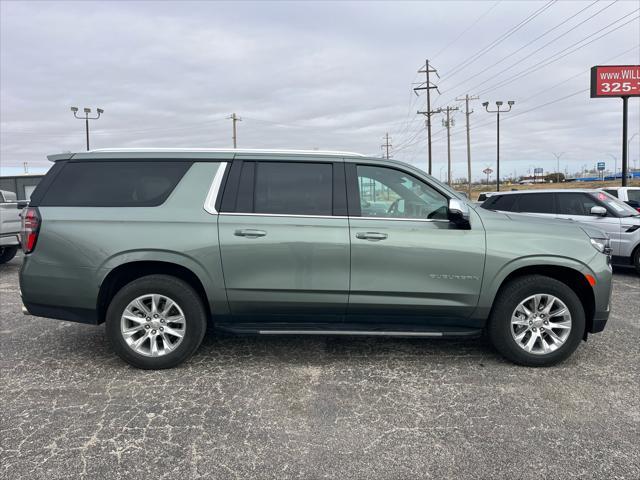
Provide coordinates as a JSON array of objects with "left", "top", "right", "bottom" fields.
[
  {"left": 203, "top": 162, "right": 228, "bottom": 214},
  {"left": 220, "top": 212, "right": 346, "bottom": 220},
  {"left": 258, "top": 330, "right": 444, "bottom": 337},
  {"left": 218, "top": 212, "right": 448, "bottom": 223}
]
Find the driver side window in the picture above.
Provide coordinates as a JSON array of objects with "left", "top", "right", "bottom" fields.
[{"left": 356, "top": 165, "right": 448, "bottom": 220}]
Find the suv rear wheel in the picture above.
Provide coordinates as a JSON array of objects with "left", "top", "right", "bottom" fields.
[
  {"left": 105, "top": 275, "right": 207, "bottom": 369},
  {"left": 488, "top": 275, "right": 585, "bottom": 367}
]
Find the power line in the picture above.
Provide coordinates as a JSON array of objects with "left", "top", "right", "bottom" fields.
[
  {"left": 455, "top": 94, "right": 480, "bottom": 196},
  {"left": 436, "top": 105, "right": 460, "bottom": 184},
  {"left": 432, "top": 1, "right": 502, "bottom": 60},
  {"left": 442, "top": 0, "right": 557, "bottom": 81},
  {"left": 440, "top": 0, "right": 604, "bottom": 95},
  {"left": 478, "top": 9, "right": 639, "bottom": 95},
  {"left": 381, "top": 133, "right": 392, "bottom": 159},
  {"left": 413, "top": 59, "right": 440, "bottom": 174}
]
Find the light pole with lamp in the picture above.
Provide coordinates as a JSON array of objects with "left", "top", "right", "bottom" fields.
[
  {"left": 70, "top": 107, "right": 104, "bottom": 151},
  {"left": 483, "top": 100, "right": 514, "bottom": 191},
  {"left": 552, "top": 152, "right": 565, "bottom": 183}
]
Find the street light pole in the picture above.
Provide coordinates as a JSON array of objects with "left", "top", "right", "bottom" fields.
[
  {"left": 628, "top": 132, "right": 638, "bottom": 174},
  {"left": 607, "top": 154, "right": 617, "bottom": 180},
  {"left": 71, "top": 107, "right": 103, "bottom": 151},
  {"left": 483, "top": 100, "right": 514, "bottom": 191},
  {"left": 552, "top": 152, "right": 565, "bottom": 183}
]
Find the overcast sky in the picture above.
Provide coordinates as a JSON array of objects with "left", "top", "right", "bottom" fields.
[{"left": 1, "top": 0, "right": 639, "bottom": 180}]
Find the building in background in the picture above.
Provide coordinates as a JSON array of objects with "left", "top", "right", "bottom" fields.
[{"left": 0, "top": 174, "right": 44, "bottom": 200}]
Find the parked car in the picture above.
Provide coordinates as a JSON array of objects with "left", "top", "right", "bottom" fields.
[
  {"left": 600, "top": 187, "right": 640, "bottom": 212},
  {"left": 481, "top": 189, "right": 640, "bottom": 273},
  {"left": 0, "top": 189, "right": 21, "bottom": 264},
  {"left": 476, "top": 191, "right": 497, "bottom": 202},
  {"left": 20, "top": 149, "right": 612, "bottom": 369}
]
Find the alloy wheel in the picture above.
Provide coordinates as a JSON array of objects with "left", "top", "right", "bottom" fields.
[
  {"left": 510, "top": 294, "right": 572, "bottom": 355},
  {"left": 120, "top": 294, "right": 186, "bottom": 357}
]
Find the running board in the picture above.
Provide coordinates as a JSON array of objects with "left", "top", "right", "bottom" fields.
[{"left": 257, "top": 329, "right": 479, "bottom": 338}]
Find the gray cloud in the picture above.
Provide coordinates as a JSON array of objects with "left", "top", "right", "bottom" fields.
[{"left": 1, "top": 0, "right": 639, "bottom": 180}]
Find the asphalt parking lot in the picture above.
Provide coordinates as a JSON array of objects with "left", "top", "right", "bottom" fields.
[{"left": 1, "top": 255, "right": 639, "bottom": 480}]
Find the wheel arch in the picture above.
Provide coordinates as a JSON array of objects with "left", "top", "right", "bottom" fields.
[
  {"left": 97, "top": 260, "right": 212, "bottom": 325},
  {"left": 489, "top": 265, "right": 595, "bottom": 338}
]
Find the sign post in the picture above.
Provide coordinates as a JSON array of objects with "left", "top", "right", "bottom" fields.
[
  {"left": 591, "top": 65, "right": 640, "bottom": 186},
  {"left": 482, "top": 167, "right": 493, "bottom": 187},
  {"left": 597, "top": 161, "right": 605, "bottom": 181}
]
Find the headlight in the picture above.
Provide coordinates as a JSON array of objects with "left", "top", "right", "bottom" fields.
[{"left": 590, "top": 237, "right": 611, "bottom": 255}]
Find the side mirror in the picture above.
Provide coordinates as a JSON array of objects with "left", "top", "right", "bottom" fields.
[
  {"left": 448, "top": 198, "right": 470, "bottom": 226},
  {"left": 590, "top": 206, "right": 607, "bottom": 217}
]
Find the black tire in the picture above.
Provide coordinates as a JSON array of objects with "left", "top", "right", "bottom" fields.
[
  {"left": 633, "top": 247, "right": 640, "bottom": 275},
  {"left": 0, "top": 246, "right": 18, "bottom": 264},
  {"left": 105, "top": 274, "right": 207, "bottom": 369},
  {"left": 488, "top": 275, "right": 585, "bottom": 367}
]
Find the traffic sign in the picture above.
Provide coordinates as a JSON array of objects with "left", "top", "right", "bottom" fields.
[
  {"left": 597, "top": 162, "right": 605, "bottom": 171},
  {"left": 482, "top": 168, "right": 493, "bottom": 174}
]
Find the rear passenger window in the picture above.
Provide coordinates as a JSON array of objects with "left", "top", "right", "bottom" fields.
[
  {"left": 253, "top": 162, "right": 332, "bottom": 215},
  {"left": 515, "top": 193, "right": 554, "bottom": 214},
  {"left": 39, "top": 161, "right": 192, "bottom": 207}
]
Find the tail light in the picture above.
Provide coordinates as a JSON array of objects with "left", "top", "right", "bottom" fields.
[{"left": 21, "top": 207, "right": 41, "bottom": 254}]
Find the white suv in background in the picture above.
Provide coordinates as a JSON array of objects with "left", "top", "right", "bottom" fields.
[
  {"left": 600, "top": 187, "right": 640, "bottom": 212},
  {"left": 481, "top": 189, "right": 640, "bottom": 273}
]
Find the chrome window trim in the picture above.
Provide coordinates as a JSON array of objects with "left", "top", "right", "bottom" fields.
[
  {"left": 203, "top": 162, "right": 228, "bottom": 214},
  {"left": 218, "top": 212, "right": 448, "bottom": 223}
]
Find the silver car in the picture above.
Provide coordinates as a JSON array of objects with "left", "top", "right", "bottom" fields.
[{"left": 481, "top": 189, "right": 640, "bottom": 273}]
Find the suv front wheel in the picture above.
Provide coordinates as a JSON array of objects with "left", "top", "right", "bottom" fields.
[
  {"left": 488, "top": 275, "right": 585, "bottom": 367},
  {"left": 105, "top": 275, "right": 207, "bottom": 369}
]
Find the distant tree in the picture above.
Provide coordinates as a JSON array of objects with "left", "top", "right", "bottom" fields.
[{"left": 544, "top": 172, "right": 565, "bottom": 183}]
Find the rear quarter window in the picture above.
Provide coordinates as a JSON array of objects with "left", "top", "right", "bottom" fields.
[{"left": 38, "top": 161, "right": 192, "bottom": 207}]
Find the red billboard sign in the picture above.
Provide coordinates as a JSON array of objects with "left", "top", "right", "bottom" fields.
[{"left": 590, "top": 65, "right": 640, "bottom": 98}]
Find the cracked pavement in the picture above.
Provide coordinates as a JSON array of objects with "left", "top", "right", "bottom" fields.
[{"left": 1, "top": 255, "right": 639, "bottom": 479}]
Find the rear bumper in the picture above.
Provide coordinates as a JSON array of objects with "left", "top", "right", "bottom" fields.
[
  {"left": 21, "top": 300, "right": 99, "bottom": 324},
  {"left": 0, "top": 234, "right": 19, "bottom": 247}
]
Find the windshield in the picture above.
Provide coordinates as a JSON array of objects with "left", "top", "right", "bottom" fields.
[{"left": 595, "top": 191, "right": 640, "bottom": 217}]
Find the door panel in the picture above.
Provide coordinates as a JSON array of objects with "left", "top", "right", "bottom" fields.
[
  {"left": 348, "top": 215, "right": 485, "bottom": 322},
  {"left": 219, "top": 214, "right": 350, "bottom": 318},
  {"left": 346, "top": 163, "right": 485, "bottom": 324}
]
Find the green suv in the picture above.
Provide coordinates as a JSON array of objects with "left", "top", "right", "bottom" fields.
[{"left": 20, "top": 149, "right": 613, "bottom": 369}]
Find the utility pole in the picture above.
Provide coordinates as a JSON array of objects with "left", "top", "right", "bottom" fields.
[
  {"left": 456, "top": 94, "right": 479, "bottom": 197},
  {"left": 482, "top": 100, "right": 515, "bottom": 191},
  {"left": 381, "top": 133, "right": 392, "bottom": 159},
  {"left": 414, "top": 60, "right": 439, "bottom": 175},
  {"left": 70, "top": 107, "right": 104, "bottom": 151},
  {"left": 436, "top": 106, "right": 459, "bottom": 185},
  {"left": 227, "top": 113, "right": 242, "bottom": 148},
  {"left": 552, "top": 152, "right": 565, "bottom": 183}
]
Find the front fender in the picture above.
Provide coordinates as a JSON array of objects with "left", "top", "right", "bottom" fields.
[{"left": 473, "top": 254, "right": 597, "bottom": 321}]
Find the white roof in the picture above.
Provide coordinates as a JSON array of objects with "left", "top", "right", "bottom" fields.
[{"left": 89, "top": 148, "right": 366, "bottom": 157}]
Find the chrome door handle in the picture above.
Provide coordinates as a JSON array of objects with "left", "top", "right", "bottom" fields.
[
  {"left": 355, "top": 232, "right": 388, "bottom": 241},
  {"left": 234, "top": 229, "right": 267, "bottom": 238}
]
